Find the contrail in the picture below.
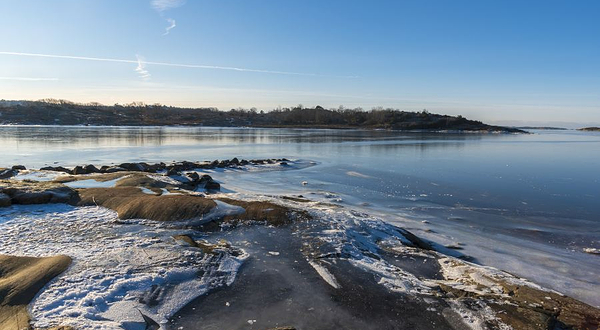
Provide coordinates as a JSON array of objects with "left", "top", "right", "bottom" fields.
[
  {"left": 0, "top": 51, "right": 357, "bottom": 78},
  {"left": 163, "top": 18, "right": 176, "bottom": 35},
  {"left": 135, "top": 55, "right": 151, "bottom": 80}
]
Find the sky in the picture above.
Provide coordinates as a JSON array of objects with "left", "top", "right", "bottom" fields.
[{"left": 1, "top": 0, "right": 599, "bottom": 127}]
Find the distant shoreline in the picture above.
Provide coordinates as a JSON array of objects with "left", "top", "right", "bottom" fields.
[
  {"left": 0, "top": 123, "right": 528, "bottom": 133},
  {"left": 0, "top": 100, "right": 527, "bottom": 133},
  {"left": 578, "top": 127, "right": 600, "bottom": 132}
]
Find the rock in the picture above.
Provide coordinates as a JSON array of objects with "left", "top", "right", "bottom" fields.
[
  {"left": 181, "top": 161, "right": 196, "bottom": 170},
  {"left": 72, "top": 166, "right": 87, "bottom": 175},
  {"left": 166, "top": 168, "right": 180, "bottom": 176},
  {"left": 105, "top": 166, "right": 127, "bottom": 173},
  {"left": 0, "top": 169, "right": 17, "bottom": 179},
  {"left": 187, "top": 172, "right": 200, "bottom": 182},
  {"left": 0, "top": 255, "right": 72, "bottom": 330},
  {"left": 11, "top": 165, "right": 26, "bottom": 170},
  {"left": 173, "top": 234, "right": 199, "bottom": 247},
  {"left": 11, "top": 191, "right": 53, "bottom": 204},
  {"left": 39, "top": 166, "right": 72, "bottom": 174},
  {"left": 145, "top": 163, "right": 165, "bottom": 173},
  {"left": 279, "top": 162, "right": 288, "bottom": 166},
  {"left": 84, "top": 164, "right": 100, "bottom": 173},
  {"left": 119, "top": 163, "right": 146, "bottom": 172},
  {"left": 230, "top": 157, "right": 240, "bottom": 165},
  {"left": 77, "top": 187, "right": 216, "bottom": 222},
  {"left": 199, "top": 174, "right": 213, "bottom": 183},
  {"left": 1, "top": 182, "right": 79, "bottom": 205},
  {"left": 204, "top": 180, "right": 220, "bottom": 191},
  {"left": 0, "top": 193, "right": 11, "bottom": 207}
]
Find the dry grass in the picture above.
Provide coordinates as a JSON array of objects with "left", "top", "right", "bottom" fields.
[{"left": 0, "top": 255, "right": 71, "bottom": 330}]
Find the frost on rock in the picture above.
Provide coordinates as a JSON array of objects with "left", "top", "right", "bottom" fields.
[
  {"left": 0, "top": 204, "right": 247, "bottom": 330},
  {"left": 300, "top": 204, "right": 434, "bottom": 295},
  {"left": 436, "top": 257, "right": 547, "bottom": 298}
]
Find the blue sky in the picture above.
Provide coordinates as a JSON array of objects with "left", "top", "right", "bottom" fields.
[{"left": 1, "top": 0, "right": 599, "bottom": 126}]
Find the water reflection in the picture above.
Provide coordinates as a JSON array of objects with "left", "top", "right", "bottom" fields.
[{"left": 0, "top": 125, "right": 490, "bottom": 149}]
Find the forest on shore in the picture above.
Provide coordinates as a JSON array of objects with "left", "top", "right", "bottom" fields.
[{"left": 0, "top": 99, "right": 525, "bottom": 132}]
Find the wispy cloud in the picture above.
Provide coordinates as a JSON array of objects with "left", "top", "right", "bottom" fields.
[
  {"left": 163, "top": 18, "right": 176, "bottom": 35},
  {"left": 151, "top": 0, "right": 184, "bottom": 35},
  {"left": 151, "top": 0, "right": 185, "bottom": 12},
  {"left": 135, "top": 55, "right": 151, "bottom": 80},
  {"left": 0, "top": 77, "right": 58, "bottom": 81},
  {"left": 0, "top": 51, "right": 357, "bottom": 78}
]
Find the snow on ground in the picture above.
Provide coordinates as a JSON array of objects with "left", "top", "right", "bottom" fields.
[{"left": 0, "top": 204, "right": 247, "bottom": 330}]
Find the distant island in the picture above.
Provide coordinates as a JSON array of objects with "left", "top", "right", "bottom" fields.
[
  {"left": 0, "top": 99, "right": 526, "bottom": 133},
  {"left": 578, "top": 127, "right": 600, "bottom": 132},
  {"left": 515, "top": 126, "right": 568, "bottom": 130}
]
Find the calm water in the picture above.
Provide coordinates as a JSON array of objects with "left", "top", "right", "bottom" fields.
[{"left": 1, "top": 125, "right": 599, "bottom": 306}]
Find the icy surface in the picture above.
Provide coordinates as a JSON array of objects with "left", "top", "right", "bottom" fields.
[
  {"left": 63, "top": 177, "right": 126, "bottom": 189},
  {"left": 0, "top": 204, "right": 247, "bottom": 329},
  {"left": 11, "top": 170, "right": 64, "bottom": 182},
  {"left": 308, "top": 261, "right": 341, "bottom": 289}
]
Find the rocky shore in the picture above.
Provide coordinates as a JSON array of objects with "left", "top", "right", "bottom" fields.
[{"left": 0, "top": 159, "right": 598, "bottom": 330}]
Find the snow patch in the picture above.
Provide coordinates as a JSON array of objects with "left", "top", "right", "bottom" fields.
[
  {"left": 0, "top": 204, "right": 248, "bottom": 330},
  {"left": 308, "top": 261, "right": 341, "bottom": 289}
]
